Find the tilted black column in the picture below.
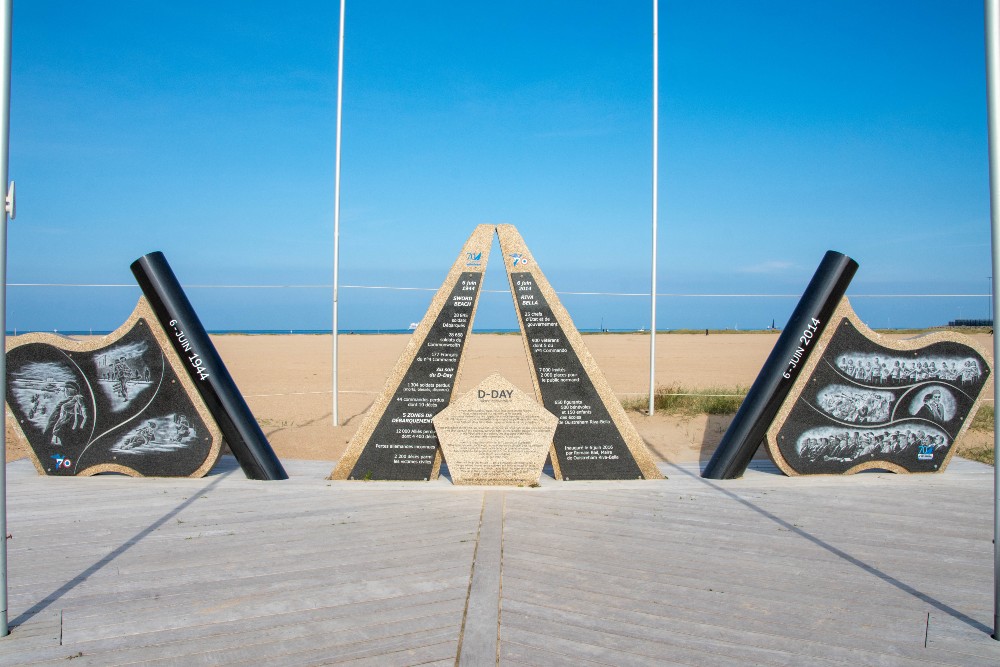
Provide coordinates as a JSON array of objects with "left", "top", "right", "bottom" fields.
[
  {"left": 131, "top": 251, "right": 288, "bottom": 481},
  {"left": 702, "top": 250, "right": 858, "bottom": 480}
]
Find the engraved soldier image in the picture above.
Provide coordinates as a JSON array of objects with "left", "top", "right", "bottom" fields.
[
  {"left": 120, "top": 420, "right": 156, "bottom": 450},
  {"left": 174, "top": 413, "right": 191, "bottom": 439},
  {"left": 46, "top": 380, "right": 87, "bottom": 446},
  {"left": 112, "top": 356, "right": 131, "bottom": 400}
]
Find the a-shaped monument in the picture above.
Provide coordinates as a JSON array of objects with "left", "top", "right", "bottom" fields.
[
  {"left": 5, "top": 251, "right": 287, "bottom": 479},
  {"left": 332, "top": 224, "right": 662, "bottom": 482}
]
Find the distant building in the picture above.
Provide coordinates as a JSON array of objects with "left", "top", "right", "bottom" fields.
[{"left": 947, "top": 319, "right": 993, "bottom": 327}]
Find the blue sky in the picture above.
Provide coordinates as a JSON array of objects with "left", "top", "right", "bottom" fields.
[{"left": 6, "top": 1, "right": 993, "bottom": 331}]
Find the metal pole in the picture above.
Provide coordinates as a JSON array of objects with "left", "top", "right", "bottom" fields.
[
  {"left": 984, "top": 0, "right": 1000, "bottom": 641},
  {"left": 0, "top": 0, "right": 11, "bottom": 637},
  {"left": 648, "top": 0, "right": 658, "bottom": 416},
  {"left": 332, "top": 0, "right": 345, "bottom": 426}
]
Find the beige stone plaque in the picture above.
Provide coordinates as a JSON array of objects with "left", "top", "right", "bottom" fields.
[{"left": 433, "top": 373, "right": 557, "bottom": 486}]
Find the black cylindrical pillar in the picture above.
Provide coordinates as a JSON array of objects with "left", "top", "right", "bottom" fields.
[
  {"left": 131, "top": 251, "right": 288, "bottom": 481},
  {"left": 702, "top": 250, "right": 858, "bottom": 480}
]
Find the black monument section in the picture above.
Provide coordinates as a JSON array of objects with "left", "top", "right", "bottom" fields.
[
  {"left": 702, "top": 250, "right": 858, "bottom": 480},
  {"left": 131, "top": 251, "right": 288, "bottom": 481},
  {"left": 774, "top": 318, "right": 990, "bottom": 474},
  {"left": 511, "top": 272, "right": 643, "bottom": 480},
  {"left": 346, "top": 271, "right": 483, "bottom": 480},
  {"left": 6, "top": 320, "right": 214, "bottom": 477}
]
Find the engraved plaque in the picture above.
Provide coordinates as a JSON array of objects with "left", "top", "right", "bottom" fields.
[
  {"left": 5, "top": 298, "right": 222, "bottom": 477},
  {"left": 433, "top": 373, "right": 557, "bottom": 486},
  {"left": 767, "top": 299, "right": 991, "bottom": 475}
]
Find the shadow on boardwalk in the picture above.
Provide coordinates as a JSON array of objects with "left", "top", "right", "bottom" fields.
[{"left": 3, "top": 456, "right": 999, "bottom": 665}]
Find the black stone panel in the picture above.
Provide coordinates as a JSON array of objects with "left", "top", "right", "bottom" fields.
[
  {"left": 6, "top": 319, "right": 214, "bottom": 476},
  {"left": 774, "top": 318, "right": 990, "bottom": 474},
  {"left": 511, "top": 272, "right": 643, "bottom": 480},
  {"left": 347, "top": 272, "right": 482, "bottom": 480}
]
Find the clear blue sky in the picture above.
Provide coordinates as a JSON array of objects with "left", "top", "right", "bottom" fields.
[{"left": 6, "top": 1, "right": 993, "bottom": 331}]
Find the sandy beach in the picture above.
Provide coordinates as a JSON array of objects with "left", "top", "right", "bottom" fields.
[{"left": 6, "top": 331, "right": 994, "bottom": 466}]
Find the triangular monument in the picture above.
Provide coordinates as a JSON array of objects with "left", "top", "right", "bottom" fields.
[{"left": 331, "top": 224, "right": 662, "bottom": 481}]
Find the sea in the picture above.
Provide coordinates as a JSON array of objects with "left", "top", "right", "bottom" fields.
[{"left": 6, "top": 327, "right": 653, "bottom": 336}]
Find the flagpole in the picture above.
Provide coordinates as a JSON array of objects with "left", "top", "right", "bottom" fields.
[
  {"left": 984, "top": 0, "right": 1000, "bottom": 641},
  {"left": 332, "top": 0, "right": 345, "bottom": 426},
  {"left": 0, "top": 0, "right": 12, "bottom": 638},
  {"left": 648, "top": 0, "right": 659, "bottom": 416}
]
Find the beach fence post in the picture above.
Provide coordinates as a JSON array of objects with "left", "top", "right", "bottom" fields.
[
  {"left": 0, "top": 0, "right": 11, "bottom": 637},
  {"left": 983, "top": 0, "right": 1000, "bottom": 640},
  {"left": 332, "top": 0, "right": 346, "bottom": 426},
  {"left": 648, "top": 0, "right": 659, "bottom": 416}
]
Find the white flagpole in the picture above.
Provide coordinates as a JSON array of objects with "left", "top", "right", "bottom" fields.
[
  {"left": 648, "top": 0, "right": 659, "bottom": 416},
  {"left": 0, "top": 0, "right": 12, "bottom": 638},
  {"left": 332, "top": 0, "right": 345, "bottom": 426},
  {"left": 984, "top": 0, "right": 1000, "bottom": 641}
]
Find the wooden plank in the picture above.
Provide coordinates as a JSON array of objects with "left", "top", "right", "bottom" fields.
[
  {"left": 501, "top": 623, "right": 720, "bottom": 667},
  {"left": 502, "top": 596, "right": 949, "bottom": 667},
  {"left": 502, "top": 578, "right": 930, "bottom": 655},
  {"left": 3, "top": 592, "right": 464, "bottom": 666},
  {"left": 4, "top": 457, "right": 998, "bottom": 666},
  {"left": 458, "top": 491, "right": 503, "bottom": 665},
  {"left": 500, "top": 639, "right": 612, "bottom": 667},
  {"left": 331, "top": 641, "right": 459, "bottom": 666}
]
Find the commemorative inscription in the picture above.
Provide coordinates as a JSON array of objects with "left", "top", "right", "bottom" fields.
[
  {"left": 331, "top": 224, "right": 494, "bottom": 481},
  {"left": 767, "top": 299, "right": 991, "bottom": 475},
  {"left": 342, "top": 272, "right": 482, "bottom": 479},
  {"left": 333, "top": 224, "right": 663, "bottom": 482},
  {"left": 434, "top": 373, "right": 557, "bottom": 485},
  {"left": 496, "top": 224, "right": 662, "bottom": 480},
  {"left": 511, "top": 272, "right": 643, "bottom": 478}
]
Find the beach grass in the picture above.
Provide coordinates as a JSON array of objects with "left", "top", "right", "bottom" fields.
[
  {"left": 624, "top": 385, "right": 748, "bottom": 415},
  {"left": 971, "top": 403, "right": 994, "bottom": 432},
  {"left": 959, "top": 403, "right": 995, "bottom": 466}
]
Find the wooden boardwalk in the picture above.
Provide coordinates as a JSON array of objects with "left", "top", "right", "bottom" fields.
[{"left": 3, "top": 456, "right": 1000, "bottom": 666}]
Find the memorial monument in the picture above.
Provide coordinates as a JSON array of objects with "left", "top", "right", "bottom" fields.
[
  {"left": 6, "top": 300, "right": 221, "bottom": 477},
  {"left": 767, "top": 298, "right": 991, "bottom": 475},
  {"left": 5, "top": 251, "right": 287, "bottom": 480},
  {"left": 703, "top": 250, "right": 992, "bottom": 479},
  {"left": 332, "top": 224, "right": 662, "bottom": 482},
  {"left": 331, "top": 225, "right": 494, "bottom": 481},
  {"left": 496, "top": 224, "right": 662, "bottom": 480}
]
